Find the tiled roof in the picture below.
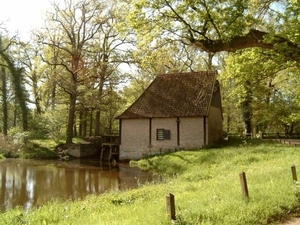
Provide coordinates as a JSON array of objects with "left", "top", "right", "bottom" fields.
[{"left": 118, "top": 71, "right": 217, "bottom": 118}]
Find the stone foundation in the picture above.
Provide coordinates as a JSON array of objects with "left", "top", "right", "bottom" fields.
[{"left": 68, "top": 143, "right": 100, "bottom": 158}]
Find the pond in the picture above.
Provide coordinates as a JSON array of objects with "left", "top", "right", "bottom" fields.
[{"left": 0, "top": 158, "right": 153, "bottom": 212}]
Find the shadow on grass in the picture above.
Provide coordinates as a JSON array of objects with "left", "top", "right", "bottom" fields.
[
  {"left": 202, "top": 137, "right": 277, "bottom": 149},
  {"left": 22, "top": 146, "right": 58, "bottom": 159},
  {"left": 1, "top": 147, "right": 58, "bottom": 159},
  {"left": 134, "top": 137, "right": 281, "bottom": 175}
]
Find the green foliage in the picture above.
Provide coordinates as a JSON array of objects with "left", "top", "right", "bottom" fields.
[
  {"left": 220, "top": 48, "right": 300, "bottom": 135},
  {"left": 128, "top": 0, "right": 258, "bottom": 41},
  {"left": 0, "top": 127, "right": 31, "bottom": 157},
  {"left": 11, "top": 131, "right": 30, "bottom": 146},
  {"left": 28, "top": 114, "right": 49, "bottom": 139},
  {"left": 0, "top": 37, "right": 29, "bottom": 131},
  {"left": 2, "top": 139, "right": 300, "bottom": 224},
  {"left": 0, "top": 127, "right": 57, "bottom": 159},
  {"left": 39, "top": 106, "right": 67, "bottom": 143}
]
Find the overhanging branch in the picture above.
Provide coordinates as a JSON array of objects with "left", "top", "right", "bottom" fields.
[
  {"left": 189, "top": 29, "right": 300, "bottom": 63},
  {"left": 190, "top": 29, "right": 273, "bottom": 52}
]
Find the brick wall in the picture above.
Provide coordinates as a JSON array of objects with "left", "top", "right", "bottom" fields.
[
  {"left": 120, "top": 119, "right": 149, "bottom": 160},
  {"left": 119, "top": 117, "right": 206, "bottom": 160},
  {"left": 180, "top": 117, "right": 205, "bottom": 149}
]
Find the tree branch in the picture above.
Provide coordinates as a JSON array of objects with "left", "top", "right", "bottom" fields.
[
  {"left": 190, "top": 29, "right": 273, "bottom": 52},
  {"left": 190, "top": 29, "right": 300, "bottom": 63}
]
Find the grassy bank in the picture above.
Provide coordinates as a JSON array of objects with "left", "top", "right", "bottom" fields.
[
  {"left": 1, "top": 139, "right": 300, "bottom": 224},
  {"left": 0, "top": 137, "right": 88, "bottom": 159},
  {"left": 0, "top": 135, "right": 59, "bottom": 159}
]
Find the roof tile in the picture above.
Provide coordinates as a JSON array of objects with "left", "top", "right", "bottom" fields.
[{"left": 118, "top": 71, "right": 217, "bottom": 118}]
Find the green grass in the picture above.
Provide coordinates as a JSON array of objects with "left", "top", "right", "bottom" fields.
[
  {"left": 20, "top": 139, "right": 59, "bottom": 159},
  {"left": 0, "top": 136, "right": 92, "bottom": 159},
  {"left": 0, "top": 137, "right": 59, "bottom": 159},
  {"left": 1, "top": 139, "right": 300, "bottom": 224},
  {"left": 14, "top": 138, "right": 86, "bottom": 159}
]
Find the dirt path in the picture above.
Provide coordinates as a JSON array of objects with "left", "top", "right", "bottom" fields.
[{"left": 277, "top": 217, "right": 300, "bottom": 225}]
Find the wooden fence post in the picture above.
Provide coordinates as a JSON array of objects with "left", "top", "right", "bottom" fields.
[
  {"left": 166, "top": 193, "right": 176, "bottom": 220},
  {"left": 291, "top": 165, "right": 297, "bottom": 181},
  {"left": 239, "top": 172, "right": 249, "bottom": 198}
]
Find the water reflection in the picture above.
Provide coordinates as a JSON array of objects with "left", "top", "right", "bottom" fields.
[{"left": 0, "top": 159, "right": 153, "bottom": 212}]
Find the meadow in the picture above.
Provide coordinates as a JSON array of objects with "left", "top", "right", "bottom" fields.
[{"left": 1, "top": 138, "right": 300, "bottom": 225}]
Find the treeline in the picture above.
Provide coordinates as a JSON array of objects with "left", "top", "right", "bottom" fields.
[{"left": 0, "top": 0, "right": 299, "bottom": 144}]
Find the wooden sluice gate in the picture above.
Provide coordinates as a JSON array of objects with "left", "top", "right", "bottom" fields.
[{"left": 100, "top": 135, "right": 119, "bottom": 162}]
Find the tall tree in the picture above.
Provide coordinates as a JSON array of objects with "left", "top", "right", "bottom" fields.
[
  {"left": 38, "top": 0, "right": 104, "bottom": 144},
  {"left": 0, "top": 67, "right": 8, "bottom": 136},
  {"left": 0, "top": 36, "right": 29, "bottom": 131},
  {"left": 86, "top": 1, "right": 131, "bottom": 136},
  {"left": 14, "top": 40, "right": 45, "bottom": 115}
]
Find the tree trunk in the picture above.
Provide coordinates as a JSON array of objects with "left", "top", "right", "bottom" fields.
[
  {"left": 94, "top": 77, "right": 105, "bottom": 136},
  {"left": 79, "top": 111, "right": 83, "bottom": 137},
  {"left": 95, "top": 110, "right": 101, "bottom": 136},
  {"left": 83, "top": 109, "right": 87, "bottom": 137},
  {"left": 206, "top": 52, "right": 214, "bottom": 70},
  {"left": 13, "top": 98, "right": 17, "bottom": 127},
  {"left": 12, "top": 69, "right": 28, "bottom": 130},
  {"left": 226, "top": 109, "right": 230, "bottom": 133},
  {"left": 0, "top": 49, "right": 28, "bottom": 131},
  {"left": 108, "top": 117, "right": 113, "bottom": 134},
  {"left": 89, "top": 110, "right": 93, "bottom": 136},
  {"left": 241, "top": 80, "right": 253, "bottom": 135},
  {"left": 73, "top": 113, "right": 77, "bottom": 137},
  {"left": 32, "top": 71, "right": 42, "bottom": 114},
  {"left": 1, "top": 68, "right": 8, "bottom": 136},
  {"left": 66, "top": 93, "right": 76, "bottom": 145}
]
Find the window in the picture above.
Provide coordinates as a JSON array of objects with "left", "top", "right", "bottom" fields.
[{"left": 157, "top": 129, "right": 170, "bottom": 140}]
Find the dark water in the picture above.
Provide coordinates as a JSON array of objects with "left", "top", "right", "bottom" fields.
[{"left": 0, "top": 158, "right": 153, "bottom": 212}]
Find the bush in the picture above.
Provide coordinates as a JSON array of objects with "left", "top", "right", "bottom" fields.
[{"left": 41, "top": 108, "right": 67, "bottom": 143}]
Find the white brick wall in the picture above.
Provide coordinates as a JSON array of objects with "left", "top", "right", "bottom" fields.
[
  {"left": 119, "top": 118, "right": 149, "bottom": 160},
  {"left": 119, "top": 117, "right": 208, "bottom": 160},
  {"left": 180, "top": 117, "right": 205, "bottom": 149},
  {"left": 151, "top": 118, "right": 177, "bottom": 149}
]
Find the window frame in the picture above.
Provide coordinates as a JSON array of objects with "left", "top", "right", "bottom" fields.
[{"left": 156, "top": 129, "right": 170, "bottom": 140}]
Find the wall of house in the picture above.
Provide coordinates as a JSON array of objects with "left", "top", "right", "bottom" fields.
[
  {"left": 119, "top": 118, "right": 178, "bottom": 160},
  {"left": 180, "top": 117, "right": 205, "bottom": 149},
  {"left": 207, "top": 106, "right": 223, "bottom": 144},
  {"left": 151, "top": 118, "right": 177, "bottom": 149},
  {"left": 119, "top": 117, "right": 206, "bottom": 160},
  {"left": 119, "top": 118, "right": 149, "bottom": 160}
]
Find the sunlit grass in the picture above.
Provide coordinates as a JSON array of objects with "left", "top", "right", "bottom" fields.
[{"left": 1, "top": 138, "right": 300, "bottom": 224}]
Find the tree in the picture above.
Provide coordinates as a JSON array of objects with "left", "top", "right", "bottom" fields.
[
  {"left": 220, "top": 48, "right": 299, "bottom": 135},
  {"left": 0, "top": 67, "right": 8, "bottom": 135},
  {"left": 267, "top": 68, "right": 300, "bottom": 135},
  {"left": 100, "top": 88, "right": 125, "bottom": 134},
  {"left": 13, "top": 40, "right": 45, "bottom": 115},
  {"left": 83, "top": 1, "right": 132, "bottom": 136},
  {"left": 134, "top": 39, "right": 215, "bottom": 74},
  {"left": 0, "top": 36, "right": 29, "bottom": 131},
  {"left": 128, "top": 1, "right": 300, "bottom": 62},
  {"left": 38, "top": 0, "right": 105, "bottom": 144}
]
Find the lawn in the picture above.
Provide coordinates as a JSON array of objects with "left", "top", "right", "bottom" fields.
[{"left": 1, "top": 138, "right": 300, "bottom": 225}]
